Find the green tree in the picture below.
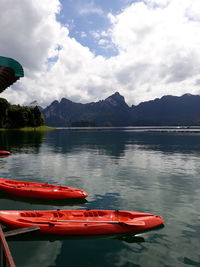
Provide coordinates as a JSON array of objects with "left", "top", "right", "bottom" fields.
[
  {"left": 0, "top": 98, "right": 10, "bottom": 127},
  {"left": 7, "top": 105, "right": 28, "bottom": 128},
  {"left": 0, "top": 98, "right": 44, "bottom": 128},
  {"left": 31, "top": 106, "right": 44, "bottom": 126}
]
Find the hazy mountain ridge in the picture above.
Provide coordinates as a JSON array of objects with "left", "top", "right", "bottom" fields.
[{"left": 42, "top": 92, "right": 200, "bottom": 126}]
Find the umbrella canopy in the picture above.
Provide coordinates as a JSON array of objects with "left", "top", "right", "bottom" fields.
[{"left": 0, "top": 56, "right": 24, "bottom": 93}]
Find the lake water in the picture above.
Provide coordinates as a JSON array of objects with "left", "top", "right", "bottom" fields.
[{"left": 0, "top": 128, "right": 200, "bottom": 267}]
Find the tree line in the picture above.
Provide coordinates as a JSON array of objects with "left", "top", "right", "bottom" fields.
[{"left": 0, "top": 98, "right": 44, "bottom": 128}]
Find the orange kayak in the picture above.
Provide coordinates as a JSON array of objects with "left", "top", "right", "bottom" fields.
[
  {"left": 0, "top": 209, "right": 164, "bottom": 236},
  {"left": 0, "top": 150, "right": 10, "bottom": 156},
  {"left": 0, "top": 178, "right": 88, "bottom": 199}
]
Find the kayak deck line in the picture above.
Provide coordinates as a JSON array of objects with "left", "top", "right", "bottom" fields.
[
  {"left": 18, "top": 218, "right": 146, "bottom": 226},
  {"left": 2, "top": 184, "right": 75, "bottom": 192}
]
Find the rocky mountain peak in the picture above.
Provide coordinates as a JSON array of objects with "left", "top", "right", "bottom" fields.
[{"left": 105, "top": 92, "right": 127, "bottom": 106}]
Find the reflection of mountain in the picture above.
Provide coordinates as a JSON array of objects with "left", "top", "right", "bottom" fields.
[
  {"left": 2, "top": 129, "right": 199, "bottom": 266},
  {"left": 2, "top": 128, "right": 200, "bottom": 158},
  {"left": 0, "top": 130, "right": 45, "bottom": 154},
  {"left": 45, "top": 129, "right": 200, "bottom": 158},
  {"left": 124, "top": 131, "right": 200, "bottom": 154},
  {"left": 45, "top": 130, "right": 131, "bottom": 158}
]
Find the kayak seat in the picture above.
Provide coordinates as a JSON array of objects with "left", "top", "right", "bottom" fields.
[
  {"left": 71, "top": 213, "right": 84, "bottom": 217},
  {"left": 20, "top": 212, "right": 43, "bottom": 217},
  {"left": 52, "top": 211, "right": 64, "bottom": 218},
  {"left": 6, "top": 181, "right": 16, "bottom": 184},
  {"left": 84, "top": 211, "right": 107, "bottom": 217}
]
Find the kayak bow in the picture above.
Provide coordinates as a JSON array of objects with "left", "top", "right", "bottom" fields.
[{"left": 0, "top": 178, "right": 88, "bottom": 199}]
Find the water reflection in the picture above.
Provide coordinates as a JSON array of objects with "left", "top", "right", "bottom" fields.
[
  {"left": 85, "top": 193, "right": 122, "bottom": 210},
  {"left": 9, "top": 239, "right": 62, "bottom": 267},
  {"left": 2, "top": 129, "right": 200, "bottom": 157},
  {"left": 1, "top": 129, "right": 200, "bottom": 266},
  {"left": 0, "top": 130, "right": 45, "bottom": 154},
  {"left": 0, "top": 191, "right": 87, "bottom": 207},
  {"left": 8, "top": 232, "right": 146, "bottom": 243},
  {"left": 45, "top": 130, "right": 200, "bottom": 158},
  {"left": 8, "top": 232, "right": 158, "bottom": 267},
  {"left": 45, "top": 130, "right": 132, "bottom": 158}
]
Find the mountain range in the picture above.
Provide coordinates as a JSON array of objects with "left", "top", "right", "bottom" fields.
[{"left": 41, "top": 92, "right": 200, "bottom": 126}]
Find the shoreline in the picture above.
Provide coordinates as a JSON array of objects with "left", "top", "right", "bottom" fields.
[
  {"left": 53, "top": 126, "right": 200, "bottom": 133},
  {"left": 0, "top": 126, "right": 55, "bottom": 131},
  {"left": 1, "top": 126, "right": 200, "bottom": 133}
]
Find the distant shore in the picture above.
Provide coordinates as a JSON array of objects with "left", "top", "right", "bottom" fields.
[
  {"left": 53, "top": 126, "right": 200, "bottom": 133},
  {"left": 1, "top": 126, "right": 200, "bottom": 133},
  {"left": 0, "top": 126, "right": 55, "bottom": 131}
]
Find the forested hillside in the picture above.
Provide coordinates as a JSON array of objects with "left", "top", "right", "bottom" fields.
[
  {"left": 42, "top": 92, "right": 200, "bottom": 127},
  {"left": 0, "top": 98, "right": 44, "bottom": 128}
]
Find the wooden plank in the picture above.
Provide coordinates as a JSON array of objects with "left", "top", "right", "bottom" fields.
[
  {"left": 0, "top": 225, "right": 16, "bottom": 267},
  {"left": 4, "top": 226, "right": 40, "bottom": 237}
]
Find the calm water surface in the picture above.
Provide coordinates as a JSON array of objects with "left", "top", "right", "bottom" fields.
[{"left": 0, "top": 129, "right": 200, "bottom": 267}]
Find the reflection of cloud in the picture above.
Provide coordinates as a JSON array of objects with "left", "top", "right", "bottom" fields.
[
  {"left": 11, "top": 240, "right": 62, "bottom": 267},
  {"left": 2, "top": 129, "right": 200, "bottom": 266}
]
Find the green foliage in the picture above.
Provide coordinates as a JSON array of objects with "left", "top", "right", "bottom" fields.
[
  {"left": 19, "top": 126, "right": 54, "bottom": 131},
  {"left": 0, "top": 98, "right": 44, "bottom": 129},
  {"left": 0, "top": 98, "right": 10, "bottom": 127}
]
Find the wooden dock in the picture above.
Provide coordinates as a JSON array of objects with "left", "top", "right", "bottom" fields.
[
  {"left": 0, "top": 226, "right": 16, "bottom": 267},
  {"left": 0, "top": 225, "right": 40, "bottom": 266}
]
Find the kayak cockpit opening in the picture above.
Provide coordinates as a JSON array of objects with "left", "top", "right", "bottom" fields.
[
  {"left": 52, "top": 211, "right": 65, "bottom": 218},
  {"left": 20, "top": 212, "right": 43, "bottom": 218},
  {"left": 84, "top": 210, "right": 108, "bottom": 217}
]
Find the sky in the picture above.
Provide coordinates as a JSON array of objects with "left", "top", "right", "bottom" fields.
[{"left": 1, "top": 0, "right": 200, "bottom": 107}]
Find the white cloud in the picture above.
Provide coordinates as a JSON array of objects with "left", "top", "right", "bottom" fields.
[
  {"left": 98, "top": 39, "right": 108, "bottom": 46},
  {"left": 90, "top": 30, "right": 101, "bottom": 39},
  {"left": 144, "top": 0, "right": 170, "bottom": 8},
  {"left": 107, "top": 0, "right": 200, "bottom": 103},
  {"left": 77, "top": 1, "right": 104, "bottom": 16},
  {"left": 80, "top": 31, "right": 87, "bottom": 38},
  {"left": 1, "top": 0, "right": 200, "bottom": 107},
  {"left": 0, "top": 0, "right": 64, "bottom": 73}
]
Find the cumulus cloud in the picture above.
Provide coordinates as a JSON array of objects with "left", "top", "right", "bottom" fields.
[
  {"left": 77, "top": 1, "right": 104, "bottom": 16},
  {"left": 1, "top": 0, "right": 200, "bottom": 107},
  {"left": 108, "top": 0, "right": 200, "bottom": 103},
  {"left": 80, "top": 31, "right": 87, "bottom": 38},
  {"left": 0, "top": 0, "right": 63, "bottom": 72}
]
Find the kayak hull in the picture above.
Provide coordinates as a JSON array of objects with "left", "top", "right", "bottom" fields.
[
  {"left": 0, "top": 151, "right": 10, "bottom": 156},
  {"left": 0, "top": 178, "right": 88, "bottom": 199},
  {"left": 0, "top": 209, "right": 165, "bottom": 236}
]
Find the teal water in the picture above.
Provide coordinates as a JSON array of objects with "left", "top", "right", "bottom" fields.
[{"left": 0, "top": 129, "right": 200, "bottom": 267}]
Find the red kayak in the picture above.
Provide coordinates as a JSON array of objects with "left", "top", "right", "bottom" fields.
[
  {"left": 0, "top": 209, "right": 164, "bottom": 236},
  {"left": 0, "top": 150, "right": 10, "bottom": 156},
  {"left": 0, "top": 178, "right": 88, "bottom": 199}
]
